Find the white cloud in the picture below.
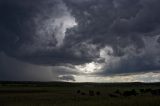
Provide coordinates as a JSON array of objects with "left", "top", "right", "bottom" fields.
[
  {"left": 74, "top": 72, "right": 160, "bottom": 82},
  {"left": 75, "top": 62, "right": 103, "bottom": 73}
]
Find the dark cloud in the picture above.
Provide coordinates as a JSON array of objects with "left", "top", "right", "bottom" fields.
[
  {"left": 64, "top": 0, "right": 160, "bottom": 75},
  {"left": 0, "top": 0, "right": 99, "bottom": 66},
  {"left": 0, "top": 0, "right": 160, "bottom": 80}
]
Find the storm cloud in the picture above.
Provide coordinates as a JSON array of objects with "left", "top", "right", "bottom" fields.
[{"left": 0, "top": 0, "right": 160, "bottom": 81}]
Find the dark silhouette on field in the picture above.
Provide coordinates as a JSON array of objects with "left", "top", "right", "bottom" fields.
[
  {"left": 76, "top": 90, "right": 101, "bottom": 96},
  {"left": 145, "top": 88, "right": 152, "bottom": 93},
  {"left": 96, "top": 91, "right": 100, "bottom": 96},
  {"left": 138, "top": 88, "right": 160, "bottom": 96},
  {"left": 140, "top": 89, "right": 145, "bottom": 93},
  {"left": 81, "top": 92, "right": 86, "bottom": 95},
  {"left": 77, "top": 90, "right": 81, "bottom": 94},
  {"left": 109, "top": 93, "right": 119, "bottom": 97},
  {"left": 115, "top": 89, "right": 122, "bottom": 95},
  {"left": 123, "top": 89, "right": 138, "bottom": 97},
  {"left": 89, "top": 90, "right": 95, "bottom": 96},
  {"left": 76, "top": 88, "right": 160, "bottom": 98},
  {"left": 151, "top": 89, "right": 160, "bottom": 96}
]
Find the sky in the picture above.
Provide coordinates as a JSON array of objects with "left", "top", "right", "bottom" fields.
[{"left": 0, "top": 0, "right": 160, "bottom": 82}]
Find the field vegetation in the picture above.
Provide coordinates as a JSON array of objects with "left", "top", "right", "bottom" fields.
[{"left": 0, "top": 82, "right": 160, "bottom": 106}]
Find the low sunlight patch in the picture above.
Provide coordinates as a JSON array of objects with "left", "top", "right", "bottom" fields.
[{"left": 75, "top": 62, "right": 103, "bottom": 73}]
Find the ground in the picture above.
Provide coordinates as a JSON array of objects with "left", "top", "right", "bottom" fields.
[{"left": 0, "top": 82, "right": 160, "bottom": 106}]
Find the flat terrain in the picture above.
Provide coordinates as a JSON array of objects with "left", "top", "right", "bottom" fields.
[{"left": 0, "top": 82, "right": 160, "bottom": 106}]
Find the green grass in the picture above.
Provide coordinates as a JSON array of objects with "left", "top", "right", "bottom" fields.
[{"left": 0, "top": 82, "right": 160, "bottom": 106}]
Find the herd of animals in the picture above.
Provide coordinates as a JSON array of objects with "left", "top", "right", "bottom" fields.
[{"left": 76, "top": 88, "right": 160, "bottom": 97}]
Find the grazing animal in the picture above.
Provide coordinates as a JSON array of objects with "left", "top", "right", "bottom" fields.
[
  {"left": 123, "top": 89, "right": 137, "bottom": 97},
  {"left": 77, "top": 90, "right": 81, "bottom": 94},
  {"left": 145, "top": 88, "right": 152, "bottom": 93},
  {"left": 139, "top": 89, "right": 145, "bottom": 93},
  {"left": 115, "top": 89, "right": 122, "bottom": 95},
  {"left": 89, "top": 90, "right": 95, "bottom": 96},
  {"left": 109, "top": 93, "right": 118, "bottom": 98},
  {"left": 151, "top": 89, "right": 160, "bottom": 96},
  {"left": 96, "top": 91, "right": 100, "bottom": 96},
  {"left": 81, "top": 92, "right": 86, "bottom": 95}
]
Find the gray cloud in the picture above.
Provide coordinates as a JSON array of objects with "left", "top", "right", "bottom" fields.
[
  {"left": 64, "top": 0, "right": 160, "bottom": 75},
  {"left": 0, "top": 52, "right": 55, "bottom": 81},
  {"left": 58, "top": 75, "right": 75, "bottom": 81},
  {"left": 0, "top": 0, "right": 160, "bottom": 80}
]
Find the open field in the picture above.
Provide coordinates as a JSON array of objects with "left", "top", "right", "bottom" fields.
[{"left": 0, "top": 82, "right": 160, "bottom": 106}]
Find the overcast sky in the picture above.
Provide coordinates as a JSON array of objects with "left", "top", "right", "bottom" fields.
[{"left": 0, "top": 0, "right": 160, "bottom": 82}]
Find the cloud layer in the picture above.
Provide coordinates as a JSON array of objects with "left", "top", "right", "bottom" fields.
[{"left": 0, "top": 0, "right": 160, "bottom": 81}]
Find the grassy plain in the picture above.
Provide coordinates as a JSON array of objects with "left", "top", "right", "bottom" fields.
[{"left": 0, "top": 82, "right": 160, "bottom": 106}]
